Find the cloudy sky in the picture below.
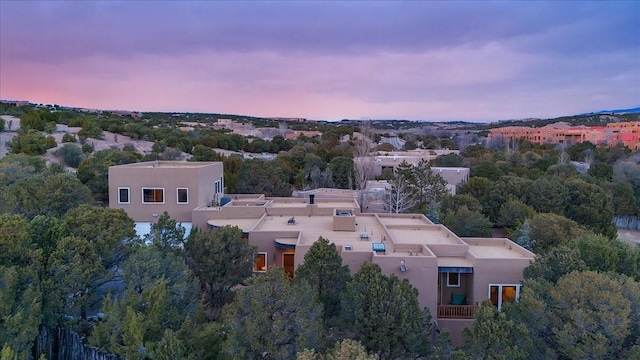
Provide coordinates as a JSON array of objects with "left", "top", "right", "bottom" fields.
[{"left": 1, "top": 1, "right": 638, "bottom": 121}]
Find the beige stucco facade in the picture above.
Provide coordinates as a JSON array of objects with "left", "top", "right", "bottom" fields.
[{"left": 109, "top": 161, "right": 534, "bottom": 345}]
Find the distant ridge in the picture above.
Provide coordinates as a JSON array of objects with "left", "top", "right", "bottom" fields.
[{"left": 582, "top": 107, "right": 640, "bottom": 115}]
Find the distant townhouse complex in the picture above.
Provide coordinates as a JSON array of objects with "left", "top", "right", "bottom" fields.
[
  {"left": 488, "top": 121, "right": 640, "bottom": 150},
  {"left": 109, "top": 161, "right": 534, "bottom": 344}
]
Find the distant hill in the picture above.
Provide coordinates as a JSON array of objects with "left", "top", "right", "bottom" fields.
[{"left": 592, "top": 107, "right": 640, "bottom": 114}]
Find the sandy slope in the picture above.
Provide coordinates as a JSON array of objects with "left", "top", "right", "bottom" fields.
[{"left": 0, "top": 115, "right": 161, "bottom": 165}]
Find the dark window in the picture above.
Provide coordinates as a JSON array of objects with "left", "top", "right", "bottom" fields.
[
  {"left": 177, "top": 188, "right": 188, "bottom": 204},
  {"left": 143, "top": 188, "right": 164, "bottom": 203},
  {"left": 118, "top": 188, "right": 130, "bottom": 204}
]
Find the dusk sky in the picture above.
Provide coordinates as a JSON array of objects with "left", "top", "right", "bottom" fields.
[{"left": 1, "top": 1, "right": 639, "bottom": 121}]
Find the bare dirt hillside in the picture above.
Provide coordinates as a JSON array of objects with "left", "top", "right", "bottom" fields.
[{"left": 1, "top": 115, "right": 171, "bottom": 165}]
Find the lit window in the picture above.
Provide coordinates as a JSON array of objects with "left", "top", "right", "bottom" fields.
[
  {"left": 447, "top": 272, "right": 460, "bottom": 287},
  {"left": 142, "top": 188, "right": 164, "bottom": 203},
  {"left": 177, "top": 188, "right": 188, "bottom": 204},
  {"left": 253, "top": 252, "right": 267, "bottom": 272},
  {"left": 118, "top": 187, "right": 130, "bottom": 204},
  {"left": 489, "top": 284, "right": 521, "bottom": 310}
]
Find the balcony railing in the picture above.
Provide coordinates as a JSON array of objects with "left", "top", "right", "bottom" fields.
[{"left": 437, "top": 305, "right": 478, "bottom": 319}]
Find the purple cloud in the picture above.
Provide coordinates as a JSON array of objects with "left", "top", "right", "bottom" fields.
[{"left": 1, "top": 1, "right": 638, "bottom": 121}]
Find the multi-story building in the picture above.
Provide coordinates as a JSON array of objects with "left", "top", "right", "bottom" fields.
[
  {"left": 488, "top": 121, "right": 640, "bottom": 150},
  {"left": 109, "top": 161, "right": 534, "bottom": 344}
]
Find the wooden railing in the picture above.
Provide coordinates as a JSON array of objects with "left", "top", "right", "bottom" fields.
[{"left": 437, "top": 305, "right": 478, "bottom": 319}]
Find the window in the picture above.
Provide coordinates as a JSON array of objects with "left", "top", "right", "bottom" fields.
[
  {"left": 118, "top": 187, "right": 130, "bottom": 204},
  {"left": 142, "top": 188, "right": 164, "bottom": 204},
  {"left": 447, "top": 272, "right": 460, "bottom": 287},
  {"left": 215, "top": 179, "right": 222, "bottom": 194},
  {"left": 177, "top": 188, "right": 188, "bottom": 204},
  {"left": 488, "top": 284, "right": 521, "bottom": 310},
  {"left": 253, "top": 252, "right": 267, "bottom": 272}
]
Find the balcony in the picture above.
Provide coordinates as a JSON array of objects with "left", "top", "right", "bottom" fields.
[{"left": 437, "top": 305, "right": 478, "bottom": 319}]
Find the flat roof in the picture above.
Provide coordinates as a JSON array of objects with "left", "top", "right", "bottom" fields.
[
  {"left": 387, "top": 226, "right": 461, "bottom": 245},
  {"left": 207, "top": 218, "right": 261, "bottom": 231},
  {"left": 464, "top": 239, "right": 535, "bottom": 259},
  {"left": 267, "top": 199, "right": 358, "bottom": 208},
  {"left": 254, "top": 214, "right": 391, "bottom": 252},
  {"left": 112, "top": 161, "right": 220, "bottom": 169}
]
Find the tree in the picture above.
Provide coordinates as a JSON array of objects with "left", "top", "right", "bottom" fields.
[
  {"left": 330, "top": 156, "right": 354, "bottom": 189},
  {"left": 236, "top": 159, "right": 292, "bottom": 197},
  {"left": 295, "top": 237, "right": 351, "bottom": 326},
  {"left": 341, "top": 262, "right": 434, "bottom": 359},
  {"left": 185, "top": 226, "right": 254, "bottom": 318},
  {"left": 404, "top": 159, "right": 448, "bottom": 210},
  {"left": 565, "top": 178, "right": 616, "bottom": 237},
  {"left": 191, "top": 144, "right": 220, "bottom": 161},
  {"left": 442, "top": 206, "right": 492, "bottom": 237},
  {"left": 90, "top": 247, "right": 199, "bottom": 357},
  {"left": 523, "top": 246, "right": 587, "bottom": 283},
  {"left": 77, "top": 119, "right": 104, "bottom": 139},
  {"left": 353, "top": 122, "right": 375, "bottom": 193},
  {"left": 55, "top": 143, "right": 84, "bottom": 168},
  {"left": 298, "top": 339, "right": 379, "bottom": 360},
  {"left": 513, "top": 219, "right": 534, "bottom": 251},
  {"left": 386, "top": 163, "right": 416, "bottom": 214},
  {"left": 497, "top": 198, "right": 535, "bottom": 230},
  {"left": 223, "top": 267, "right": 325, "bottom": 359},
  {"left": 527, "top": 213, "right": 588, "bottom": 254},
  {"left": 76, "top": 148, "right": 140, "bottom": 202},
  {"left": 144, "top": 211, "right": 187, "bottom": 252},
  {"left": 43, "top": 236, "right": 103, "bottom": 322},
  {"left": 63, "top": 205, "right": 136, "bottom": 269},
  {"left": 458, "top": 301, "right": 533, "bottom": 359},
  {"left": 569, "top": 234, "right": 639, "bottom": 279},
  {"left": 6, "top": 129, "right": 56, "bottom": 155},
  {"left": 1, "top": 172, "right": 92, "bottom": 219},
  {"left": 548, "top": 271, "right": 632, "bottom": 359}
]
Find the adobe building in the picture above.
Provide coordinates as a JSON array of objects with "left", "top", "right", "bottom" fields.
[{"left": 109, "top": 161, "right": 534, "bottom": 344}]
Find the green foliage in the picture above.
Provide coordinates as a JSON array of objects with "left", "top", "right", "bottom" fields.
[
  {"left": 513, "top": 219, "right": 533, "bottom": 251},
  {"left": 0, "top": 265, "right": 43, "bottom": 359},
  {"left": 565, "top": 178, "right": 616, "bottom": 237},
  {"left": 185, "top": 226, "right": 254, "bottom": 318},
  {"left": 341, "top": 262, "right": 434, "bottom": 359},
  {"left": 19, "top": 109, "right": 58, "bottom": 131},
  {"left": 459, "top": 301, "right": 533, "bottom": 359},
  {"left": 527, "top": 213, "right": 588, "bottom": 254},
  {"left": 223, "top": 267, "right": 325, "bottom": 359},
  {"left": 1, "top": 173, "right": 92, "bottom": 219},
  {"left": 523, "top": 246, "right": 587, "bottom": 283},
  {"left": 144, "top": 211, "right": 187, "bottom": 252},
  {"left": 440, "top": 194, "right": 483, "bottom": 214},
  {"left": 298, "top": 339, "right": 379, "bottom": 360},
  {"left": 442, "top": 206, "right": 492, "bottom": 237},
  {"left": 295, "top": 237, "right": 351, "bottom": 326},
  {"left": 191, "top": 144, "right": 220, "bottom": 161},
  {"left": 77, "top": 119, "right": 104, "bottom": 139},
  {"left": 588, "top": 162, "right": 614, "bottom": 181},
  {"left": 497, "top": 198, "right": 535, "bottom": 229},
  {"left": 76, "top": 148, "right": 139, "bottom": 202},
  {"left": 432, "top": 153, "right": 468, "bottom": 167},
  {"left": 63, "top": 205, "right": 136, "bottom": 269},
  {"left": 6, "top": 129, "right": 56, "bottom": 155},
  {"left": 43, "top": 236, "right": 103, "bottom": 323},
  {"left": 548, "top": 271, "right": 632, "bottom": 359},
  {"left": 472, "top": 160, "right": 504, "bottom": 181},
  {"left": 329, "top": 156, "right": 354, "bottom": 189},
  {"left": 61, "top": 133, "right": 77, "bottom": 143},
  {"left": 55, "top": 143, "right": 84, "bottom": 168},
  {"left": 236, "top": 159, "right": 292, "bottom": 196},
  {"left": 568, "top": 234, "right": 639, "bottom": 279}
]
